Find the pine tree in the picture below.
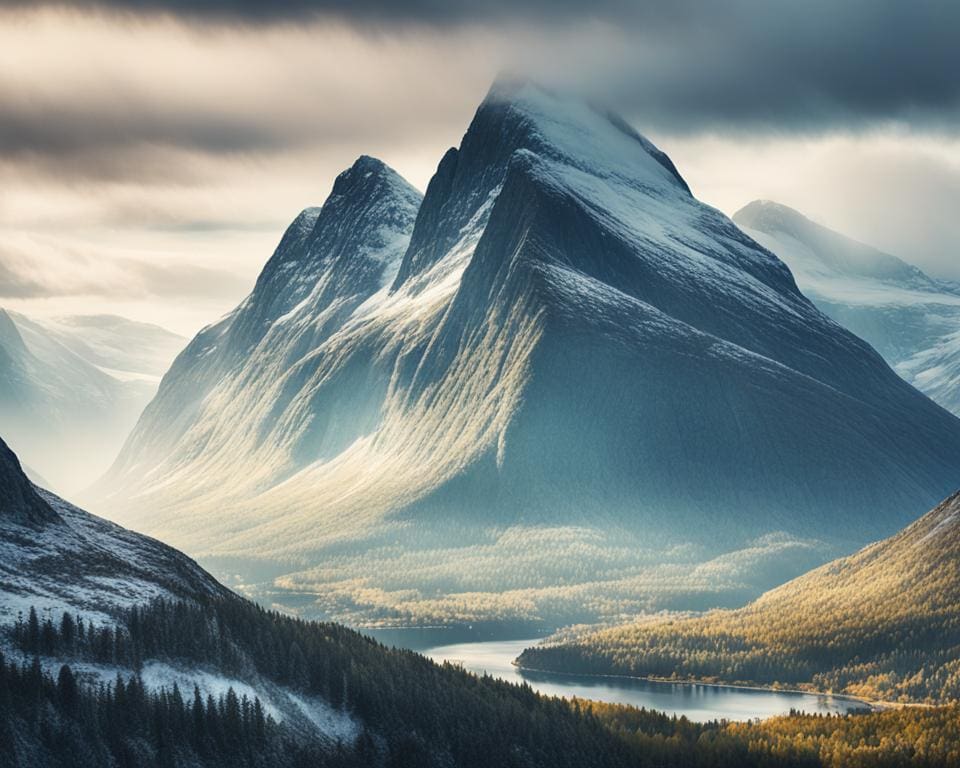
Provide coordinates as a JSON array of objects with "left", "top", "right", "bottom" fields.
[
  {"left": 57, "top": 664, "right": 79, "bottom": 717},
  {"left": 60, "top": 612, "right": 76, "bottom": 652},
  {"left": 27, "top": 606, "right": 40, "bottom": 655}
]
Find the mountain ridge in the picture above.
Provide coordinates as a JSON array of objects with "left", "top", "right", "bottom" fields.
[
  {"left": 734, "top": 199, "right": 960, "bottom": 416},
  {"left": 0, "top": 308, "right": 184, "bottom": 492}
]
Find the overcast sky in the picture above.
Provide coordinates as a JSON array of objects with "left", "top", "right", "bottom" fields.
[{"left": 1, "top": 1, "right": 957, "bottom": 335}]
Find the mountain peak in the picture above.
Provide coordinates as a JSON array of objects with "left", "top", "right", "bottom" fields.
[
  {"left": 733, "top": 200, "right": 810, "bottom": 238},
  {"left": 733, "top": 198, "right": 948, "bottom": 291},
  {"left": 0, "top": 437, "right": 60, "bottom": 527},
  {"left": 333, "top": 154, "right": 395, "bottom": 192},
  {"left": 391, "top": 79, "right": 690, "bottom": 290}
]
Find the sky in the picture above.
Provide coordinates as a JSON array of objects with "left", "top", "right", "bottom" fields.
[{"left": 0, "top": 1, "right": 958, "bottom": 336}]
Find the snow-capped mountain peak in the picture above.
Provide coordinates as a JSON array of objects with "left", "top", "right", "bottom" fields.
[
  {"left": 734, "top": 199, "right": 960, "bottom": 416},
  {"left": 392, "top": 80, "right": 693, "bottom": 292}
]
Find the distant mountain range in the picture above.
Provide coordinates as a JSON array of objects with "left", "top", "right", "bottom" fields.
[
  {"left": 91, "top": 80, "right": 960, "bottom": 627},
  {"left": 518, "top": 489, "right": 960, "bottom": 704},
  {"left": 0, "top": 310, "right": 184, "bottom": 493},
  {"left": 734, "top": 200, "right": 960, "bottom": 416}
]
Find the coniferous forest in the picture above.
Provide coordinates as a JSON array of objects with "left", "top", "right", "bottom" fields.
[{"left": 4, "top": 596, "right": 960, "bottom": 768}]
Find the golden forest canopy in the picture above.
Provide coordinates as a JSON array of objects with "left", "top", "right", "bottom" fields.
[{"left": 519, "top": 491, "right": 960, "bottom": 703}]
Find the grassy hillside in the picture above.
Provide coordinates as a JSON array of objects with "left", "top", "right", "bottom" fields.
[{"left": 519, "top": 492, "right": 960, "bottom": 703}]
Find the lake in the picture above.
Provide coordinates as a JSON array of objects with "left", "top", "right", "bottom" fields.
[{"left": 419, "top": 638, "right": 869, "bottom": 722}]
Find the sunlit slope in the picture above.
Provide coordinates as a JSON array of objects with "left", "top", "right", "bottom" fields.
[{"left": 519, "top": 491, "right": 960, "bottom": 703}]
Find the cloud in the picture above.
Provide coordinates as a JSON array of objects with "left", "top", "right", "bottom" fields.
[
  {"left": 0, "top": 3, "right": 957, "bottom": 331},
  {"left": 0, "top": 258, "right": 48, "bottom": 299},
  {"left": 0, "top": 237, "right": 250, "bottom": 301},
  {"left": 659, "top": 131, "right": 960, "bottom": 280},
  {"left": 1, "top": 2, "right": 958, "bottom": 135}
]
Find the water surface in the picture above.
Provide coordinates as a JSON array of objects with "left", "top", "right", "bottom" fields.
[{"left": 422, "top": 638, "right": 868, "bottom": 722}]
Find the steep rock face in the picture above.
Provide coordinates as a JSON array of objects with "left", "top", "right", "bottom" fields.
[
  {"left": 95, "top": 156, "right": 423, "bottom": 510},
  {"left": 374, "top": 84, "right": 960, "bottom": 540},
  {"left": 734, "top": 200, "right": 960, "bottom": 416},
  {"left": 95, "top": 82, "right": 960, "bottom": 624}
]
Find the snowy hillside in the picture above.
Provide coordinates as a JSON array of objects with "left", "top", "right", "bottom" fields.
[
  {"left": 13, "top": 313, "right": 185, "bottom": 381},
  {"left": 734, "top": 200, "right": 960, "bottom": 415},
  {"left": 0, "top": 434, "right": 359, "bottom": 748},
  {"left": 0, "top": 310, "right": 184, "bottom": 492},
  {"left": 94, "top": 80, "right": 960, "bottom": 627},
  {"left": 0, "top": 435, "right": 226, "bottom": 626}
]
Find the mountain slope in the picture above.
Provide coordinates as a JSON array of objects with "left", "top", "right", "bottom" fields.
[
  {"left": 96, "top": 81, "right": 960, "bottom": 626},
  {"left": 0, "top": 435, "right": 677, "bottom": 768},
  {"left": 0, "top": 310, "right": 184, "bottom": 493},
  {"left": 94, "top": 155, "right": 423, "bottom": 512},
  {"left": 734, "top": 200, "right": 960, "bottom": 416},
  {"left": 518, "top": 491, "right": 960, "bottom": 703},
  {"left": 0, "top": 435, "right": 228, "bottom": 626}
]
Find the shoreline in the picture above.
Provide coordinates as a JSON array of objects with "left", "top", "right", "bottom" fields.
[{"left": 511, "top": 660, "right": 882, "bottom": 713}]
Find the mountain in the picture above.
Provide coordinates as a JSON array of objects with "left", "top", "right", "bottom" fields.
[
  {"left": 0, "top": 310, "right": 184, "bottom": 493},
  {"left": 733, "top": 200, "right": 960, "bottom": 416},
  {"left": 13, "top": 313, "right": 186, "bottom": 380},
  {"left": 518, "top": 490, "right": 960, "bottom": 704},
  {"left": 95, "top": 80, "right": 960, "bottom": 628},
  {"left": 0, "top": 434, "right": 228, "bottom": 626}
]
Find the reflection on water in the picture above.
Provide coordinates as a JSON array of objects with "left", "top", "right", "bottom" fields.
[{"left": 420, "top": 638, "right": 867, "bottom": 722}]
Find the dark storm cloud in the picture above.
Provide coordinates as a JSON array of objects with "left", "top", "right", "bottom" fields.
[
  {"left": 0, "top": 107, "right": 285, "bottom": 157},
  {"left": 2, "top": 0, "right": 958, "bottom": 140},
  {"left": 0, "top": 0, "right": 660, "bottom": 24}
]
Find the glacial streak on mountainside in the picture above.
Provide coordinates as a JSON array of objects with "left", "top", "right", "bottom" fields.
[{"left": 94, "top": 81, "right": 960, "bottom": 626}]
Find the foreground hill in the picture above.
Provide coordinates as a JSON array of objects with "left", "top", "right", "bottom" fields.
[
  {"left": 0, "top": 310, "right": 184, "bottom": 492},
  {"left": 0, "top": 435, "right": 649, "bottom": 767},
  {"left": 95, "top": 81, "right": 960, "bottom": 627},
  {"left": 734, "top": 200, "right": 960, "bottom": 416},
  {"left": 518, "top": 491, "right": 960, "bottom": 703}
]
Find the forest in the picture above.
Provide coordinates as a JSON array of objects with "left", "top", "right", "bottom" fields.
[
  {"left": 1, "top": 596, "right": 640, "bottom": 767},
  {"left": 4, "top": 597, "right": 960, "bottom": 767}
]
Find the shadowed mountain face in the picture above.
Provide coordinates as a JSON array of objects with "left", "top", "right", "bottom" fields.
[
  {"left": 0, "top": 436, "right": 59, "bottom": 527},
  {"left": 734, "top": 200, "right": 960, "bottom": 417},
  {"left": 93, "top": 82, "right": 960, "bottom": 626}
]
